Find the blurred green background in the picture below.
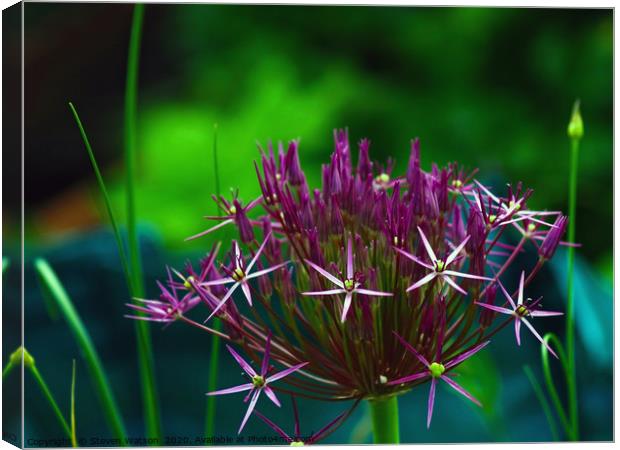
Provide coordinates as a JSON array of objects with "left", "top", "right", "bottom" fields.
[{"left": 3, "top": 3, "right": 612, "bottom": 445}]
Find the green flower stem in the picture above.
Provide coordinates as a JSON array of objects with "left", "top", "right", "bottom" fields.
[
  {"left": 205, "top": 325, "right": 222, "bottom": 438},
  {"left": 30, "top": 364, "right": 72, "bottom": 440},
  {"left": 3, "top": 348, "right": 71, "bottom": 440},
  {"left": 71, "top": 359, "right": 77, "bottom": 448},
  {"left": 34, "top": 259, "right": 128, "bottom": 444},
  {"left": 124, "top": 4, "right": 162, "bottom": 441},
  {"left": 523, "top": 364, "right": 559, "bottom": 441},
  {"left": 566, "top": 134, "right": 580, "bottom": 441},
  {"left": 205, "top": 124, "right": 222, "bottom": 439},
  {"left": 368, "top": 396, "right": 400, "bottom": 444}
]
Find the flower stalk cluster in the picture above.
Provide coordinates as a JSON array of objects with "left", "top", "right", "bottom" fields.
[{"left": 128, "top": 129, "right": 567, "bottom": 438}]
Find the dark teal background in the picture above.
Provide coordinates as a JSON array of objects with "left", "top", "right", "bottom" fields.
[{"left": 3, "top": 4, "right": 612, "bottom": 445}]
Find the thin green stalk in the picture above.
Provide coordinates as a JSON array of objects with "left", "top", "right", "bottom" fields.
[
  {"left": 205, "top": 124, "right": 222, "bottom": 439},
  {"left": 34, "top": 259, "right": 127, "bottom": 443},
  {"left": 2, "top": 257, "right": 9, "bottom": 273},
  {"left": 68, "top": 102, "right": 133, "bottom": 292},
  {"left": 30, "top": 365, "right": 72, "bottom": 440},
  {"left": 565, "top": 100, "right": 582, "bottom": 440},
  {"left": 368, "top": 396, "right": 400, "bottom": 444},
  {"left": 523, "top": 365, "right": 559, "bottom": 441},
  {"left": 71, "top": 359, "right": 77, "bottom": 448},
  {"left": 541, "top": 333, "right": 572, "bottom": 438},
  {"left": 124, "top": 4, "right": 162, "bottom": 441},
  {"left": 4, "top": 347, "right": 71, "bottom": 440}
]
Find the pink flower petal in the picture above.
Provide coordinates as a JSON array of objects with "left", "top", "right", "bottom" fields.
[
  {"left": 474, "top": 301, "right": 514, "bottom": 315},
  {"left": 393, "top": 247, "right": 434, "bottom": 269},
  {"left": 246, "top": 232, "right": 273, "bottom": 272},
  {"left": 241, "top": 281, "right": 253, "bottom": 306},
  {"left": 445, "top": 341, "right": 490, "bottom": 369},
  {"left": 529, "top": 310, "right": 564, "bottom": 317},
  {"left": 346, "top": 238, "right": 354, "bottom": 279},
  {"left": 238, "top": 389, "right": 261, "bottom": 434},
  {"left": 263, "top": 386, "right": 281, "bottom": 407},
  {"left": 427, "top": 378, "right": 437, "bottom": 429},
  {"left": 416, "top": 226, "right": 437, "bottom": 263},
  {"left": 355, "top": 288, "right": 393, "bottom": 297},
  {"left": 185, "top": 218, "right": 234, "bottom": 241},
  {"left": 386, "top": 371, "right": 428, "bottom": 386},
  {"left": 205, "top": 282, "right": 240, "bottom": 322},
  {"left": 207, "top": 382, "right": 254, "bottom": 396},
  {"left": 304, "top": 259, "right": 344, "bottom": 288},
  {"left": 226, "top": 344, "right": 257, "bottom": 377},
  {"left": 441, "top": 375, "right": 481, "bottom": 407},
  {"left": 341, "top": 291, "right": 353, "bottom": 323},
  {"left": 266, "top": 362, "right": 309, "bottom": 383},
  {"left": 406, "top": 272, "right": 437, "bottom": 292},
  {"left": 246, "top": 261, "right": 290, "bottom": 280},
  {"left": 392, "top": 332, "right": 430, "bottom": 367},
  {"left": 442, "top": 270, "right": 492, "bottom": 281},
  {"left": 445, "top": 235, "right": 470, "bottom": 266},
  {"left": 302, "top": 288, "right": 346, "bottom": 296},
  {"left": 442, "top": 275, "right": 467, "bottom": 295},
  {"left": 521, "top": 318, "right": 558, "bottom": 359}
]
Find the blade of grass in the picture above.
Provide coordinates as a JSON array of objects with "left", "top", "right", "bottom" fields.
[
  {"left": 2, "top": 257, "right": 9, "bottom": 273},
  {"left": 523, "top": 365, "right": 559, "bottom": 441},
  {"left": 71, "top": 359, "right": 77, "bottom": 448},
  {"left": 124, "top": 4, "right": 162, "bottom": 440},
  {"left": 34, "top": 258, "right": 127, "bottom": 443},
  {"left": 205, "top": 124, "right": 222, "bottom": 438},
  {"left": 67, "top": 102, "right": 133, "bottom": 293}
]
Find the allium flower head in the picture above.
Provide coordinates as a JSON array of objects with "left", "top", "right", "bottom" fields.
[{"left": 130, "top": 128, "right": 568, "bottom": 430}]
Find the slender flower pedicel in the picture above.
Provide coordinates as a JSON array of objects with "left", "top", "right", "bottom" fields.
[{"left": 129, "top": 129, "right": 567, "bottom": 440}]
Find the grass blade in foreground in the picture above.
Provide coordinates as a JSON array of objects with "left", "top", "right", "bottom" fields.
[
  {"left": 71, "top": 359, "right": 78, "bottom": 448},
  {"left": 123, "top": 3, "right": 162, "bottom": 440},
  {"left": 34, "top": 258, "right": 127, "bottom": 443}
]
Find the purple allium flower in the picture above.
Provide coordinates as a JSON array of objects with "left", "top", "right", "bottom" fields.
[
  {"left": 303, "top": 237, "right": 393, "bottom": 322},
  {"left": 388, "top": 320, "right": 489, "bottom": 428},
  {"left": 200, "top": 232, "right": 289, "bottom": 321},
  {"left": 131, "top": 128, "right": 569, "bottom": 431},
  {"left": 475, "top": 271, "right": 563, "bottom": 358},
  {"left": 394, "top": 227, "right": 491, "bottom": 295},
  {"left": 207, "top": 333, "right": 308, "bottom": 434}
]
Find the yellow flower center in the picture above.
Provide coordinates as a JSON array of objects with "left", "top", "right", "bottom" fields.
[
  {"left": 344, "top": 279, "right": 355, "bottom": 291},
  {"left": 435, "top": 260, "right": 445, "bottom": 272},
  {"left": 232, "top": 268, "right": 246, "bottom": 281},
  {"left": 183, "top": 275, "right": 195, "bottom": 290},
  {"left": 429, "top": 362, "right": 445, "bottom": 378},
  {"left": 252, "top": 375, "right": 265, "bottom": 388}
]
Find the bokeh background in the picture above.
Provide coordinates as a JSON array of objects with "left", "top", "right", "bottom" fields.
[{"left": 3, "top": 3, "right": 612, "bottom": 445}]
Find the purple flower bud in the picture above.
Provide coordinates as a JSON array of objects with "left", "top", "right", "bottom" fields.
[
  {"left": 539, "top": 215, "right": 568, "bottom": 260},
  {"left": 285, "top": 141, "right": 305, "bottom": 185},
  {"left": 479, "top": 284, "right": 497, "bottom": 328},
  {"left": 233, "top": 200, "right": 254, "bottom": 243}
]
